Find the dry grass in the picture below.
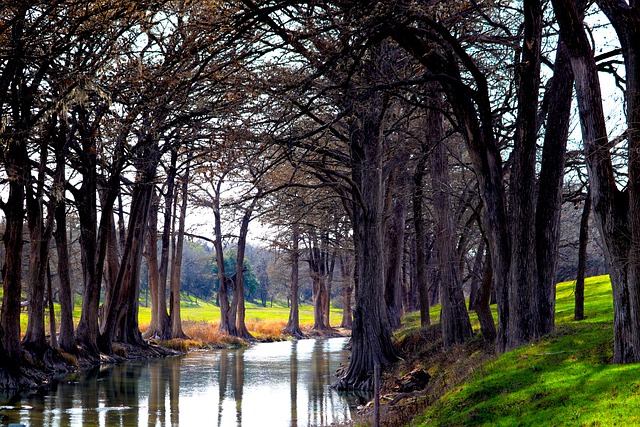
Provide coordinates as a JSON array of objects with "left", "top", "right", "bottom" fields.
[{"left": 244, "top": 317, "right": 287, "bottom": 340}]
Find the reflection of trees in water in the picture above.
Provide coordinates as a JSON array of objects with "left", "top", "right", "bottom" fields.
[
  {"left": 308, "top": 339, "right": 331, "bottom": 426},
  {"left": 233, "top": 349, "right": 245, "bottom": 426},
  {"left": 103, "top": 362, "right": 142, "bottom": 425},
  {"left": 0, "top": 338, "right": 357, "bottom": 427},
  {"left": 148, "top": 360, "right": 167, "bottom": 426},
  {"left": 218, "top": 350, "right": 229, "bottom": 427},
  {"left": 148, "top": 356, "right": 181, "bottom": 426},
  {"left": 290, "top": 340, "right": 298, "bottom": 427},
  {"left": 170, "top": 357, "right": 181, "bottom": 426},
  {"left": 217, "top": 348, "right": 245, "bottom": 426}
]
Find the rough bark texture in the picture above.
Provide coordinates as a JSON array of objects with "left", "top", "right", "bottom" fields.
[
  {"left": 552, "top": 0, "right": 640, "bottom": 363},
  {"left": 169, "top": 163, "right": 190, "bottom": 340},
  {"left": 1, "top": 142, "right": 28, "bottom": 361},
  {"left": 506, "top": 0, "right": 543, "bottom": 349},
  {"left": 334, "top": 83, "right": 398, "bottom": 391},
  {"left": 234, "top": 199, "right": 257, "bottom": 340},
  {"left": 412, "top": 137, "right": 431, "bottom": 327},
  {"left": 428, "top": 103, "right": 473, "bottom": 347},
  {"left": 308, "top": 236, "right": 331, "bottom": 332},
  {"left": 535, "top": 37, "right": 574, "bottom": 336},
  {"left": 575, "top": 191, "right": 591, "bottom": 321},
  {"left": 384, "top": 168, "right": 409, "bottom": 331},
  {"left": 476, "top": 250, "right": 497, "bottom": 342},
  {"left": 339, "top": 254, "right": 354, "bottom": 329},
  {"left": 284, "top": 226, "right": 304, "bottom": 337},
  {"left": 595, "top": 0, "right": 640, "bottom": 363},
  {"left": 54, "top": 198, "right": 75, "bottom": 353},
  {"left": 143, "top": 189, "right": 162, "bottom": 340}
]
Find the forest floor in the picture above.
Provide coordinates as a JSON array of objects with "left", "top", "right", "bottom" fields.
[{"left": 350, "top": 275, "right": 640, "bottom": 427}]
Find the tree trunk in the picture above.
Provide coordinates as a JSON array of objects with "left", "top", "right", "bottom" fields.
[
  {"left": 535, "top": 36, "right": 574, "bottom": 335},
  {"left": 99, "top": 139, "right": 159, "bottom": 351},
  {"left": 169, "top": 162, "right": 190, "bottom": 340},
  {"left": 47, "top": 262, "right": 58, "bottom": 349},
  {"left": 429, "top": 101, "right": 473, "bottom": 347},
  {"left": 284, "top": 225, "right": 304, "bottom": 337},
  {"left": 412, "top": 137, "right": 431, "bottom": 328},
  {"left": 476, "top": 249, "right": 497, "bottom": 342},
  {"left": 143, "top": 189, "right": 162, "bottom": 339},
  {"left": 334, "top": 81, "right": 398, "bottom": 390},
  {"left": 1, "top": 142, "right": 29, "bottom": 361},
  {"left": 54, "top": 195, "right": 75, "bottom": 353},
  {"left": 595, "top": 0, "right": 640, "bottom": 363},
  {"left": 575, "top": 190, "right": 591, "bottom": 321},
  {"left": 24, "top": 144, "right": 52, "bottom": 352},
  {"left": 234, "top": 199, "right": 257, "bottom": 340},
  {"left": 339, "top": 254, "right": 353, "bottom": 329},
  {"left": 324, "top": 249, "right": 337, "bottom": 329},
  {"left": 551, "top": 0, "right": 640, "bottom": 363},
  {"left": 384, "top": 168, "right": 409, "bottom": 331},
  {"left": 74, "top": 134, "right": 121, "bottom": 355},
  {"left": 394, "top": 25, "right": 511, "bottom": 352},
  {"left": 151, "top": 149, "right": 177, "bottom": 340},
  {"left": 468, "top": 240, "right": 485, "bottom": 311},
  {"left": 506, "top": 0, "right": 543, "bottom": 349}
]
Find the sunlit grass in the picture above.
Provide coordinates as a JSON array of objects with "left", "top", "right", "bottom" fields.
[{"left": 411, "top": 275, "right": 640, "bottom": 427}]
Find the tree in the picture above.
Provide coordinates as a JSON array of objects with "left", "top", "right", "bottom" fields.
[{"left": 551, "top": 0, "right": 640, "bottom": 362}]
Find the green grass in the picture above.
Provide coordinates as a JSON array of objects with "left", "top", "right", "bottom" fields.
[
  {"left": 412, "top": 275, "right": 640, "bottom": 427},
  {"left": 137, "top": 299, "right": 343, "bottom": 327}
]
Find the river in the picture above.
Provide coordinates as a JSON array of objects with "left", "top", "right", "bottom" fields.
[{"left": 0, "top": 337, "right": 369, "bottom": 427}]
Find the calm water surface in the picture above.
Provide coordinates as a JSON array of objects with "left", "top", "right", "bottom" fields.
[{"left": 0, "top": 337, "right": 368, "bottom": 427}]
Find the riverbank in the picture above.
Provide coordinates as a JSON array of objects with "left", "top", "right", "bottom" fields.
[
  {"left": 348, "top": 275, "right": 636, "bottom": 426},
  {"left": 0, "top": 317, "right": 350, "bottom": 393}
]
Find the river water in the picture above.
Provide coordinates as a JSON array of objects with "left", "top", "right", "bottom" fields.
[{"left": 0, "top": 337, "right": 368, "bottom": 427}]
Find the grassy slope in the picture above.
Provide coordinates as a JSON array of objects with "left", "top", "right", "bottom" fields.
[{"left": 414, "top": 275, "right": 640, "bottom": 427}]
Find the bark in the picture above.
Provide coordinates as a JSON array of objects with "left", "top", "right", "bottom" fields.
[
  {"left": 150, "top": 149, "right": 176, "bottom": 340},
  {"left": 143, "top": 189, "right": 162, "bottom": 339},
  {"left": 384, "top": 168, "right": 409, "bottom": 331},
  {"left": 23, "top": 138, "right": 57, "bottom": 352},
  {"left": 1, "top": 142, "right": 28, "bottom": 361},
  {"left": 575, "top": 190, "right": 591, "bottom": 321},
  {"left": 234, "top": 197, "right": 258, "bottom": 340},
  {"left": 212, "top": 175, "right": 236, "bottom": 336},
  {"left": 73, "top": 107, "right": 121, "bottom": 354},
  {"left": 551, "top": 0, "right": 640, "bottom": 363},
  {"left": 47, "top": 262, "right": 58, "bottom": 349},
  {"left": 284, "top": 225, "right": 304, "bottom": 337},
  {"left": 394, "top": 29, "right": 510, "bottom": 349},
  {"left": 339, "top": 254, "right": 354, "bottom": 329},
  {"left": 99, "top": 197, "right": 121, "bottom": 335},
  {"left": 506, "top": 0, "right": 543, "bottom": 348},
  {"left": 412, "top": 135, "right": 431, "bottom": 327},
  {"left": 334, "top": 79, "right": 398, "bottom": 390},
  {"left": 169, "top": 162, "right": 190, "bottom": 340},
  {"left": 53, "top": 135, "right": 75, "bottom": 353},
  {"left": 535, "top": 37, "right": 574, "bottom": 335},
  {"left": 324, "top": 250, "right": 337, "bottom": 328},
  {"left": 468, "top": 240, "right": 485, "bottom": 311},
  {"left": 54, "top": 196, "right": 75, "bottom": 353},
  {"left": 476, "top": 249, "right": 497, "bottom": 342},
  {"left": 429, "top": 103, "right": 473, "bottom": 347},
  {"left": 596, "top": 0, "right": 640, "bottom": 362},
  {"left": 308, "top": 234, "right": 331, "bottom": 332},
  {"left": 99, "top": 139, "right": 159, "bottom": 351}
]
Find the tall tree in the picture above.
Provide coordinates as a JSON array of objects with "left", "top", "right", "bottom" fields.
[{"left": 551, "top": 0, "right": 640, "bottom": 362}]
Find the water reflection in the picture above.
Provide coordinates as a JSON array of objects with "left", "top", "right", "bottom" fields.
[{"left": 0, "top": 337, "right": 367, "bottom": 427}]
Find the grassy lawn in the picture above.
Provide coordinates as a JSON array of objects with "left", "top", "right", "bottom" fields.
[
  {"left": 412, "top": 275, "right": 640, "bottom": 427},
  {"left": 137, "top": 299, "right": 344, "bottom": 328}
]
